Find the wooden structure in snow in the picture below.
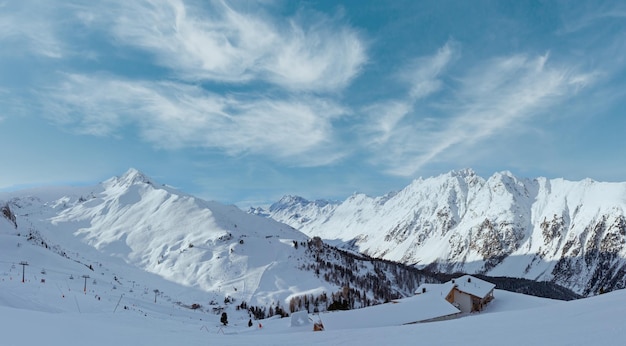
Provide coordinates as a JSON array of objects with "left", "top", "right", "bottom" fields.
[{"left": 416, "top": 275, "right": 495, "bottom": 313}]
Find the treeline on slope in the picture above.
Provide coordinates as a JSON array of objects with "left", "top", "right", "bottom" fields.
[
  {"left": 243, "top": 237, "right": 443, "bottom": 319},
  {"left": 283, "top": 237, "right": 442, "bottom": 315},
  {"left": 312, "top": 238, "right": 582, "bottom": 303},
  {"left": 251, "top": 237, "right": 582, "bottom": 320}
]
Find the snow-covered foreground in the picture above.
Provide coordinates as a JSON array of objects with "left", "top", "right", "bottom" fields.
[
  {"left": 1, "top": 170, "right": 624, "bottom": 345},
  {"left": 1, "top": 228, "right": 623, "bottom": 346},
  {"left": 1, "top": 272, "right": 625, "bottom": 346}
]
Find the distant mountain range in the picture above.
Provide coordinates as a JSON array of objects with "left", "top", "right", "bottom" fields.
[
  {"left": 252, "top": 169, "right": 626, "bottom": 296},
  {"left": 0, "top": 169, "right": 453, "bottom": 316},
  {"left": 0, "top": 168, "right": 585, "bottom": 307}
]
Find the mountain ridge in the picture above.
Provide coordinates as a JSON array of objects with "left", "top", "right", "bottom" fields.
[
  {"left": 255, "top": 169, "right": 626, "bottom": 295},
  {"left": 0, "top": 168, "right": 456, "bottom": 316}
]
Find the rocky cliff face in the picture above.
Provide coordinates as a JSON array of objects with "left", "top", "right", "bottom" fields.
[
  {"left": 1, "top": 202, "right": 17, "bottom": 229},
  {"left": 258, "top": 169, "right": 626, "bottom": 295}
]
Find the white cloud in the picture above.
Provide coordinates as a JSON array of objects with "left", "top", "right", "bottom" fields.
[
  {"left": 402, "top": 41, "right": 457, "bottom": 100},
  {"left": 361, "top": 101, "right": 412, "bottom": 146},
  {"left": 1, "top": 0, "right": 361, "bottom": 168},
  {"left": 558, "top": 2, "right": 626, "bottom": 34},
  {"left": 364, "top": 49, "right": 595, "bottom": 177},
  {"left": 362, "top": 42, "right": 456, "bottom": 146},
  {"left": 98, "top": 0, "right": 366, "bottom": 92},
  {"left": 43, "top": 74, "right": 347, "bottom": 166},
  {"left": 0, "top": 1, "right": 65, "bottom": 58},
  {"left": 264, "top": 16, "right": 367, "bottom": 92}
]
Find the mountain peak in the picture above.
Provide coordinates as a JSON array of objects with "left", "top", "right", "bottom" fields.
[
  {"left": 269, "top": 195, "right": 319, "bottom": 213},
  {"left": 101, "top": 168, "right": 155, "bottom": 191},
  {"left": 119, "top": 168, "right": 153, "bottom": 186},
  {"left": 493, "top": 170, "right": 515, "bottom": 178},
  {"left": 260, "top": 169, "right": 626, "bottom": 295},
  {"left": 278, "top": 195, "right": 309, "bottom": 205},
  {"left": 450, "top": 168, "right": 477, "bottom": 178}
]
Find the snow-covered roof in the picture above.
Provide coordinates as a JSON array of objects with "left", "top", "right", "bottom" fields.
[
  {"left": 414, "top": 282, "right": 455, "bottom": 297},
  {"left": 448, "top": 275, "right": 495, "bottom": 299},
  {"left": 414, "top": 275, "right": 495, "bottom": 299}
]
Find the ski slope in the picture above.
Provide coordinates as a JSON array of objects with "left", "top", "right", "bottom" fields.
[
  {"left": 1, "top": 218, "right": 622, "bottom": 345},
  {"left": 1, "top": 269, "right": 625, "bottom": 346},
  {"left": 1, "top": 169, "right": 624, "bottom": 345}
]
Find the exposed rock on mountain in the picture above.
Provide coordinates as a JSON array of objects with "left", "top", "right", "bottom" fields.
[
  {"left": 0, "top": 169, "right": 443, "bottom": 313},
  {"left": 258, "top": 169, "right": 626, "bottom": 295},
  {"left": 1, "top": 202, "right": 17, "bottom": 229}
]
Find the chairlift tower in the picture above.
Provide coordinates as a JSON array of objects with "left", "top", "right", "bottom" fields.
[
  {"left": 19, "top": 261, "right": 28, "bottom": 283},
  {"left": 82, "top": 275, "right": 90, "bottom": 294}
]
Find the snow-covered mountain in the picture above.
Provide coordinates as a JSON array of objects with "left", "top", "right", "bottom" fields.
[
  {"left": 1, "top": 169, "right": 322, "bottom": 307},
  {"left": 0, "top": 168, "right": 432, "bottom": 315},
  {"left": 4, "top": 168, "right": 623, "bottom": 346},
  {"left": 256, "top": 169, "right": 626, "bottom": 295}
]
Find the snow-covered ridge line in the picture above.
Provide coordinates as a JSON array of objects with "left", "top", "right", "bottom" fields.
[
  {"left": 0, "top": 168, "right": 447, "bottom": 317},
  {"left": 3, "top": 168, "right": 616, "bottom": 346},
  {"left": 257, "top": 169, "right": 626, "bottom": 295}
]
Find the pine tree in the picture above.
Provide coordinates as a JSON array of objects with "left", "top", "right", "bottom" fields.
[{"left": 289, "top": 297, "right": 297, "bottom": 313}]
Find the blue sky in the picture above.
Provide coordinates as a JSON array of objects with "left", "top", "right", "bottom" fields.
[{"left": 1, "top": 0, "right": 625, "bottom": 207}]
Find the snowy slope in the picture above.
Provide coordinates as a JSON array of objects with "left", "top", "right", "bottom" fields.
[
  {"left": 259, "top": 169, "right": 626, "bottom": 295},
  {"left": 1, "top": 260, "right": 625, "bottom": 346},
  {"left": 2, "top": 169, "right": 624, "bottom": 345},
  {"left": 0, "top": 169, "right": 337, "bottom": 309}
]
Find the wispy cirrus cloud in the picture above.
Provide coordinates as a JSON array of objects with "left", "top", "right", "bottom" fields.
[
  {"left": 364, "top": 44, "right": 595, "bottom": 176},
  {"left": 43, "top": 74, "right": 348, "bottom": 166},
  {"left": 0, "top": 1, "right": 66, "bottom": 58},
  {"left": 92, "top": 0, "right": 367, "bottom": 92},
  {"left": 362, "top": 41, "right": 457, "bottom": 147},
  {"left": 403, "top": 54, "right": 593, "bottom": 173},
  {"left": 401, "top": 41, "right": 457, "bottom": 100},
  {"left": 263, "top": 15, "right": 366, "bottom": 92},
  {"left": 558, "top": 1, "right": 626, "bottom": 34},
  {"left": 0, "top": 0, "right": 365, "bottom": 167}
]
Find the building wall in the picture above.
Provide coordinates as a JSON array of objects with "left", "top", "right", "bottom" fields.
[{"left": 452, "top": 289, "right": 473, "bottom": 313}]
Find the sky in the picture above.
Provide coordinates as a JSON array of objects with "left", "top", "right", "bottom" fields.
[{"left": 1, "top": 0, "right": 626, "bottom": 207}]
